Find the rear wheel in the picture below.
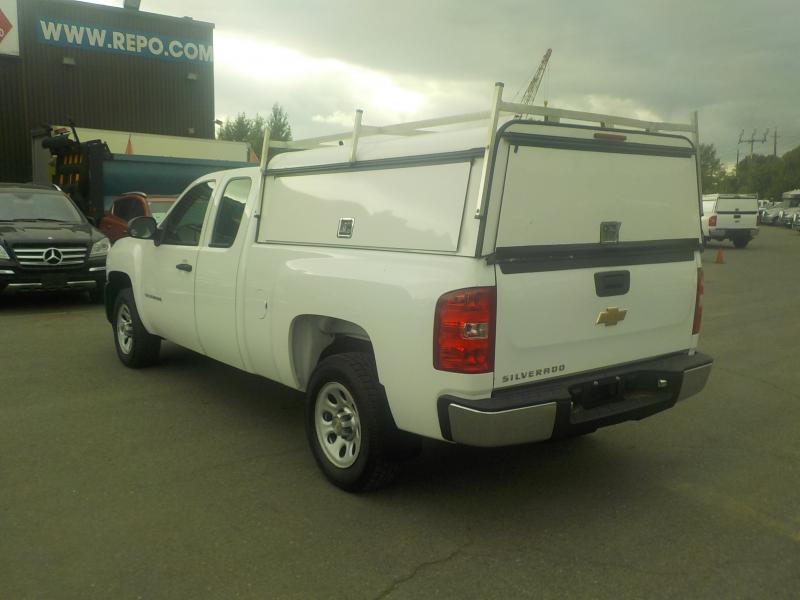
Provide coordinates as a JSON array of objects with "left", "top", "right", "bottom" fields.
[
  {"left": 113, "top": 288, "right": 161, "bottom": 368},
  {"left": 306, "top": 352, "right": 406, "bottom": 492}
]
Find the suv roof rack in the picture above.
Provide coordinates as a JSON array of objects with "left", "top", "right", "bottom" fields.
[{"left": 0, "top": 182, "right": 61, "bottom": 191}]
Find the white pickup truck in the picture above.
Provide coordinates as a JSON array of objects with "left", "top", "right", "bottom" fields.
[
  {"left": 105, "top": 84, "right": 713, "bottom": 491},
  {"left": 701, "top": 193, "right": 759, "bottom": 247}
]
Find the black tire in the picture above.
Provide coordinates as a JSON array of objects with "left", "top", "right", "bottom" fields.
[
  {"left": 733, "top": 237, "right": 749, "bottom": 249},
  {"left": 88, "top": 287, "right": 104, "bottom": 304},
  {"left": 112, "top": 288, "right": 161, "bottom": 368},
  {"left": 563, "top": 428, "right": 597, "bottom": 439},
  {"left": 306, "top": 352, "right": 406, "bottom": 492},
  {"left": 551, "top": 424, "right": 597, "bottom": 441}
]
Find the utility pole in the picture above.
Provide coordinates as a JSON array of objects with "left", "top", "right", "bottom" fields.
[
  {"left": 738, "top": 128, "right": 769, "bottom": 157},
  {"left": 736, "top": 129, "right": 744, "bottom": 170},
  {"left": 773, "top": 127, "right": 779, "bottom": 156}
]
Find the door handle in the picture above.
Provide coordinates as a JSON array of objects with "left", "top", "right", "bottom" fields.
[
  {"left": 594, "top": 270, "right": 630, "bottom": 297},
  {"left": 176, "top": 263, "right": 192, "bottom": 272}
]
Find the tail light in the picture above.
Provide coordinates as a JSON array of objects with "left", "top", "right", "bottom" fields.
[
  {"left": 708, "top": 215, "right": 717, "bottom": 227},
  {"left": 434, "top": 287, "right": 496, "bottom": 373},
  {"left": 692, "top": 268, "right": 704, "bottom": 334}
]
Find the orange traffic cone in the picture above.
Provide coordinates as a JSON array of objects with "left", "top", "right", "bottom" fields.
[{"left": 714, "top": 248, "right": 725, "bottom": 264}]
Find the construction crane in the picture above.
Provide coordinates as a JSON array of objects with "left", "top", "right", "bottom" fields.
[{"left": 516, "top": 48, "right": 552, "bottom": 116}]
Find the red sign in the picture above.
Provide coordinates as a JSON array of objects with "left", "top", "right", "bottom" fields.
[{"left": 0, "top": 9, "right": 12, "bottom": 44}]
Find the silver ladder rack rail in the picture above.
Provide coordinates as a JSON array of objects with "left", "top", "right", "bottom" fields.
[{"left": 262, "top": 82, "right": 701, "bottom": 218}]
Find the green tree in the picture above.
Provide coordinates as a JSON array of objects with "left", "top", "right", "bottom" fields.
[
  {"left": 736, "top": 154, "right": 785, "bottom": 201},
  {"left": 699, "top": 143, "right": 726, "bottom": 193},
  {"left": 780, "top": 146, "right": 800, "bottom": 193},
  {"left": 267, "top": 103, "right": 292, "bottom": 142},
  {"left": 708, "top": 144, "right": 800, "bottom": 201},
  {"left": 217, "top": 112, "right": 267, "bottom": 157},
  {"left": 217, "top": 104, "right": 292, "bottom": 159}
]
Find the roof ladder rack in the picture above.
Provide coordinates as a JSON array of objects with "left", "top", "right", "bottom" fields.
[{"left": 263, "top": 80, "right": 701, "bottom": 212}]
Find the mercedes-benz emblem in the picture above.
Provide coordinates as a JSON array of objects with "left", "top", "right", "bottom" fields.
[{"left": 43, "top": 248, "right": 63, "bottom": 265}]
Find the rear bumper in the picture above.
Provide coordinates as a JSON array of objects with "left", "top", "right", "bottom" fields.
[
  {"left": 708, "top": 228, "right": 758, "bottom": 240},
  {"left": 438, "top": 352, "right": 713, "bottom": 447}
]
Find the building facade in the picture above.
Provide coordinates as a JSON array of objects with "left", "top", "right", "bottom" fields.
[{"left": 0, "top": 0, "right": 215, "bottom": 182}]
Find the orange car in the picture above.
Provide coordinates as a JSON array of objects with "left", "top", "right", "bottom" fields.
[{"left": 98, "top": 192, "right": 176, "bottom": 243}]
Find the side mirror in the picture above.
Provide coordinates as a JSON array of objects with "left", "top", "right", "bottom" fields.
[{"left": 128, "top": 216, "right": 158, "bottom": 241}]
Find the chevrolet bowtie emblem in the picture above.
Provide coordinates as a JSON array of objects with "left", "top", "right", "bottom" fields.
[{"left": 596, "top": 307, "right": 627, "bottom": 327}]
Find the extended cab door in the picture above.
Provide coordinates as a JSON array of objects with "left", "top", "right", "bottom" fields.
[
  {"left": 140, "top": 180, "right": 216, "bottom": 352},
  {"left": 194, "top": 175, "right": 254, "bottom": 369}
]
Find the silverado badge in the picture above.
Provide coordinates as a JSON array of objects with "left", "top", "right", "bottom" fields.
[{"left": 596, "top": 307, "right": 627, "bottom": 327}]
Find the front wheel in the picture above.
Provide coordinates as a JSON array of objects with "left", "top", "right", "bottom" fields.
[
  {"left": 113, "top": 288, "right": 161, "bottom": 368},
  {"left": 306, "top": 353, "right": 403, "bottom": 492},
  {"left": 88, "top": 286, "right": 104, "bottom": 304}
]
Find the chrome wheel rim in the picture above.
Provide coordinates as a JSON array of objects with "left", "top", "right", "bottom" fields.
[
  {"left": 116, "top": 304, "right": 134, "bottom": 355},
  {"left": 315, "top": 382, "right": 362, "bottom": 469}
]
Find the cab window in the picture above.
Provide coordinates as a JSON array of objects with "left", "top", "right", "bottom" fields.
[
  {"left": 209, "top": 178, "right": 251, "bottom": 248},
  {"left": 161, "top": 181, "right": 215, "bottom": 246}
]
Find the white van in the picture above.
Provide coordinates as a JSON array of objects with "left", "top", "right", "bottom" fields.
[
  {"left": 779, "top": 190, "right": 800, "bottom": 227},
  {"left": 701, "top": 194, "right": 759, "bottom": 248}
]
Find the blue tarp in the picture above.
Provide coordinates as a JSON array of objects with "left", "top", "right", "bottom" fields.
[{"left": 101, "top": 154, "right": 250, "bottom": 209}]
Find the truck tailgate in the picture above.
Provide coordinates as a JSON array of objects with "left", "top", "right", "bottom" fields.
[
  {"left": 714, "top": 197, "right": 758, "bottom": 230},
  {"left": 490, "top": 126, "right": 701, "bottom": 389}
]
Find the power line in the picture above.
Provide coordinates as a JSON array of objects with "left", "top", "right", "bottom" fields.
[{"left": 737, "top": 128, "right": 769, "bottom": 159}]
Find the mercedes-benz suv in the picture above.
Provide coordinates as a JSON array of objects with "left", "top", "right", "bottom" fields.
[{"left": 0, "top": 184, "right": 109, "bottom": 301}]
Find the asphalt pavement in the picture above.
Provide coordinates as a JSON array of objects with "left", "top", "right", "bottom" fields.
[{"left": 1, "top": 226, "right": 799, "bottom": 599}]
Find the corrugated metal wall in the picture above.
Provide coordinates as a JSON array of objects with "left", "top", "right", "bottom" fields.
[
  {"left": 0, "top": 56, "right": 27, "bottom": 182},
  {"left": 1, "top": 0, "right": 215, "bottom": 182}
]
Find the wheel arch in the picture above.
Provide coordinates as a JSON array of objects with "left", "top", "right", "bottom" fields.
[
  {"left": 105, "top": 271, "right": 132, "bottom": 322},
  {"left": 289, "top": 314, "right": 373, "bottom": 391}
]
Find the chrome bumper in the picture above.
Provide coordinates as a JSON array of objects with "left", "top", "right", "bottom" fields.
[
  {"left": 1, "top": 280, "right": 99, "bottom": 295},
  {"left": 676, "top": 362, "right": 713, "bottom": 402},
  {"left": 709, "top": 228, "right": 758, "bottom": 239},
  {"left": 440, "top": 352, "right": 713, "bottom": 447},
  {"left": 448, "top": 403, "right": 557, "bottom": 447}
]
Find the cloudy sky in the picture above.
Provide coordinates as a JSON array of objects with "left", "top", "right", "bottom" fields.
[{"left": 83, "top": 0, "right": 799, "bottom": 164}]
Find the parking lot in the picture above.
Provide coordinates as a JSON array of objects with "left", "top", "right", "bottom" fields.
[{"left": 1, "top": 225, "right": 798, "bottom": 599}]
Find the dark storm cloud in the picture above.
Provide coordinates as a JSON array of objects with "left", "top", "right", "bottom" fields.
[{"left": 90, "top": 0, "right": 800, "bottom": 161}]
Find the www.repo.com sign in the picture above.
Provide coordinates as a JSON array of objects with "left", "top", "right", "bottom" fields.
[{"left": 37, "top": 18, "right": 213, "bottom": 63}]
